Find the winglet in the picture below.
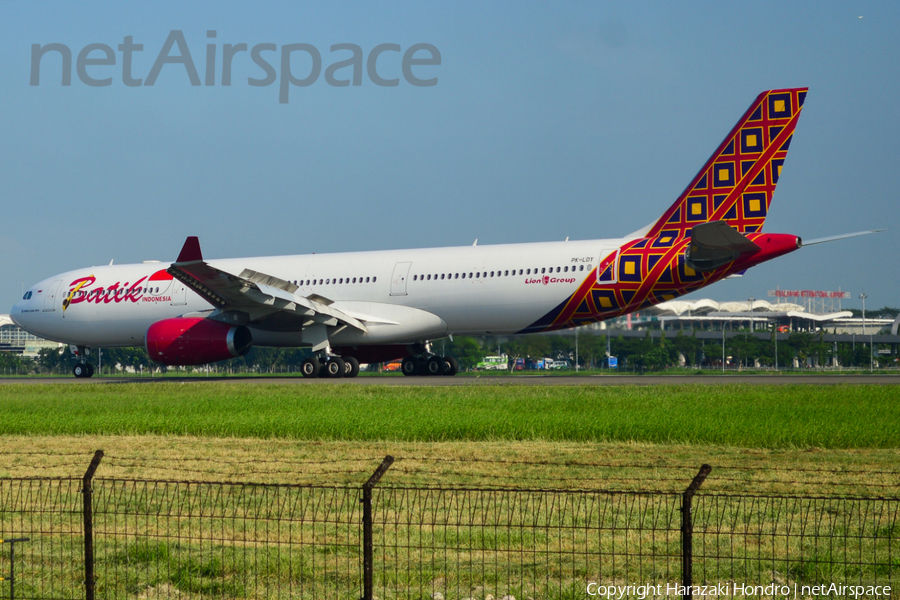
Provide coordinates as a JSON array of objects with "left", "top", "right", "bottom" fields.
[{"left": 176, "top": 236, "right": 203, "bottom": 263}]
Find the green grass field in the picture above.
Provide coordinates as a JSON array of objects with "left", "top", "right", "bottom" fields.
[
  {"left": 1, "top": 382, "right": 898, "bottom": 448},
  {"left": 2, "top": 382, "right": 899, "bottom": 599}
]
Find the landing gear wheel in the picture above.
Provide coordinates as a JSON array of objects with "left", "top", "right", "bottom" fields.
[
  {"left": 73, "top": 364, "right": 87, "bottom": 378},
  {"left": 323, "top": 357, "right": 345, "bottom": 378},
  {"left": 344, "top": 357, "right": 360, "bottom": 378},
  {"left": 426, "top": 355, "right": 444, "bottom": 376},
  {"left": 86, "top": 364, "right": 95, "bottom": 378},
  {"left": 401, "top": 357, "right": 418, "bottom": 377},
  {"left": 300, "top": 357, "right": 321, "bottom": 378},
  {"left": 443, "top": 356, "right": 459, "bottom": 376}
]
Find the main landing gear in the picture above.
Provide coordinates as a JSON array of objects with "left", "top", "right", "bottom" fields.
[
  {"left": 401, "top": 355, "right": 459, "bottom": 377},
  {"left": 71, "top": 345, "right": 95, "bottom": 378},
  {"left": 299, "top": 354, "right": 360, "bottom": 379}
]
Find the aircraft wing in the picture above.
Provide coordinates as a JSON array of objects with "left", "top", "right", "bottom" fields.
[{"left": 166, "top": 237, "right": 367, "bottom": 333}]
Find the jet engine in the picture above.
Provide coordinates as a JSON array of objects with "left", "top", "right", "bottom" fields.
[{"left": 146, "top": 317, "right": 252, "bottom": 365}]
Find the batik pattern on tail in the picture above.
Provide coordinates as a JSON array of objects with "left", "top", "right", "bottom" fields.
[
  {"left": 519, "top": 88, "right": 807, "bottom": 334},
  {"left": 649, "top": 87, "right": 807, "bottom": 237}
]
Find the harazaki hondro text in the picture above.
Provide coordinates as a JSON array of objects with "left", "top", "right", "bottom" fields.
[
  {"left": 586, "top": 582, "right": 892, "bottom": 598},
  {"left": 30, "top": 30, "right": 441, "bottom": 103}
]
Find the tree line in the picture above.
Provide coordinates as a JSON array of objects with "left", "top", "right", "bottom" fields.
[{"left": 2, "top": 326, "right": 897, "bottom": 376}]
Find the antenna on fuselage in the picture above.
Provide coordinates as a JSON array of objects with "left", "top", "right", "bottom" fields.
[{"left": 473, "top": 239, "right": 478, "bottom": 246}]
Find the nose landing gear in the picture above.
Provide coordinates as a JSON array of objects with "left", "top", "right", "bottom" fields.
[
  {"left": 73, "top": 363, "right": 94, "bottom": 378},
  {"left": 71, "top": 346, "right": 95, "bottom": 378}
]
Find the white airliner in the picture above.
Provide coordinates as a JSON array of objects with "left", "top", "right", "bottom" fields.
[{"left": 9, "top": 88, "right": 877, "bottom": 378}]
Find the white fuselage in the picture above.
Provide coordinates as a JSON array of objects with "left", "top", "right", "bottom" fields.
[{"left": 11, "top": 238, "right": 626, "bottom": 349}]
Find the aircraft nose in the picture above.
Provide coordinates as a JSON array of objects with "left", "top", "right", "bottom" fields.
[
  {"left": 9, "top": 300, "right": 27, "bottom": 329},
  {"left": 10, "top": 284, "right": 40, "bottom": 330}
]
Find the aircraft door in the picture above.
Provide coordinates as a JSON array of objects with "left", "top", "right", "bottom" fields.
[
  {"left": 390, "top": 262, "right": 412, "bottom": 296},
  {"left": 597, "top": 248, "right": 619, "bottom": 284},
  {"left": 43, "top": 279, "right": 63, "bottom": 312},
  {"left": 170, "top": 280, "right": 187, "bottom": 306}
]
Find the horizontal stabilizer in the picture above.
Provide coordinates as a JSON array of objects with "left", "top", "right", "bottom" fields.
[{"left": 685, "top": 221, "right": 761, "bottom": 272}]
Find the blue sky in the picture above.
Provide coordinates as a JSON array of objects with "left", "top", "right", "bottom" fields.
[{"left": 2, "top": 1, "right": 897, "bottom": 313}]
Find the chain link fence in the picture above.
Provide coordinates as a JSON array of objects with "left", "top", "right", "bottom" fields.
[{"left": 0, "top": 452, "right": 897, "bottom": 599}]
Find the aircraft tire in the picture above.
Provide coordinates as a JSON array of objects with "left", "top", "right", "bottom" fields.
[
  {"left": 401, "top": 357, "right": 418, "bottom": 376},
  {"left": 300, "top": 357, "right": 321, "bottom": 378},
  {"left": 344, "top": 357, "right": 360, "bottom": 378},
  {"left": 426, "top": 355, "right": 444, "bottom": 376},
  {"left": 443, "top": 356, "right": 459, "bottom": 376},
  {"left": 86, "top": 364, "right": 95, "bottom": 378},
  {"left": 324, "top": 357, "right": 345, "bottom": 378},
  {"left": 73, "top": 364, "right": 87, "bottom": 378}
]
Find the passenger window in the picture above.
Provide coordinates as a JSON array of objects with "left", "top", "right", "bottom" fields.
[
  {"left": 441, "top": 274, "right": 445, "bottom": 280},
  {"left": 413, "top": 275, "right": 417, "bottom": 281},
  {"left": 526, "top": 269, "right": 531, "bottom": 275},
  {"left": 564, "top": 266, "right": 568, "bottom": 272},
  {"left": 541, "top": 268, "right": 546, "bottom": 274},
  {"left": 373, "top": 277, "right": 376, "bottom": 282}
]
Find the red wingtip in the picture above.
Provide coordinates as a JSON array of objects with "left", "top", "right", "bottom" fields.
[{"left": 176, "top": 236, "right": 203, "bottom": 263}]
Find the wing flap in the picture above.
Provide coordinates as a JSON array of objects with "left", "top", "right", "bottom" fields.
[{"left": 168, "top": 238, "right": 367, "bottom": 332}]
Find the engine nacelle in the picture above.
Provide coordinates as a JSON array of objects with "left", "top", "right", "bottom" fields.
[{"left": 146, "top": 317, "right": 252, "bottom": 365}]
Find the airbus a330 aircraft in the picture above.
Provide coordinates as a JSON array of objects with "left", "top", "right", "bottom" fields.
[{"left": 10, "top": 88, "right": 875, "bottom": 378}]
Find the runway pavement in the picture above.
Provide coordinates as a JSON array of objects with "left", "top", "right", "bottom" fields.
[{"left": 2, "top": 374, "right": 899, "bottom": 385}]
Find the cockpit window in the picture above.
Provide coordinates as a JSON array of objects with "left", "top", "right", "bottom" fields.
[{"left": 22, "top": 291, "right": 32, "bottom": 300}]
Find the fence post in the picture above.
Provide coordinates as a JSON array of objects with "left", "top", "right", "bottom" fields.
[
  {"left": 82, "top": 450, "right": 104, "bottom": 600},
  {"left": 1, "top": 538, "right": 30, "bottom": 600},
  {"left": 361, "top": 455, "right": 394, "bottom": 600},
  {"left": 682, "top": 464, "right": 711, "bottom": 600}
]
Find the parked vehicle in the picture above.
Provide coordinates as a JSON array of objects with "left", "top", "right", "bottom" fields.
[{"left": 476, "top": 355, "right": 508, "bottom": 371}]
